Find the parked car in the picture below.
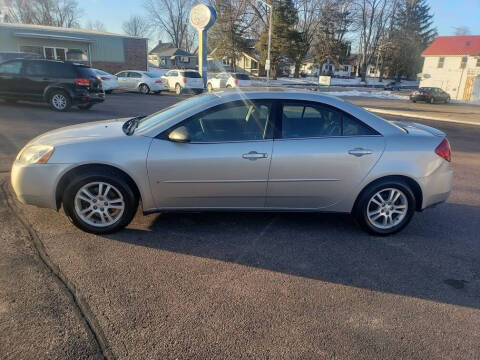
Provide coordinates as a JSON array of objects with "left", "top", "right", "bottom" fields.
[
  {"left": 115, "top": 70, "right": 167, "bottom": 94},
  {"left": 0, "top": 59, "right": 104, "bottom": 111},
  {"left": 207, "top": 72, "right": 252, "bottom": 92},
  {"left": 162, "top": 69, "right": 204, "bottom": 95},
  {"left": 0, "top": 51, "right": 41, "bottom": 64},
  {"left": 11, "top": 90, "right": 452, "bottom": 236},
  {"left": 384, "top": 81, "right": 401, "bottom": 91},
  {"left": 93, "top": 69, "right": 119, "bottom": 93},
  {"left": 410, "top": 87, "right": 451, "bottom": 104}
]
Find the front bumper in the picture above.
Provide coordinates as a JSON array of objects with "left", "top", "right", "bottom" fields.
[{"left": 11, "top": 161, "right": 71, "bottom": 210}]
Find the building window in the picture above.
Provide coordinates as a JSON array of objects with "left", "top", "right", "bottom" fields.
[
  {"left": 159, "top": 57, "right": 166, "bottom": 66},
  {"left": 19, "top": 45, "right": 43, "bottom": 57},
  {"left": 369, "top": 66, "right": 376, "bottom": 74},
  {"left": 460, "top": 56, "right": 468, "bottom": 69},
  {"left": 67, "top": 49, "right": 88, "bottom": 61},
  {"left": 437, "top": 57, "right": 445, "bottom": 68},
  {"left": 180, "top": 56, "right": 190, "bottom": 63},
  {"left": 44, "top": 47, "right": 67, "bottom": 61}
]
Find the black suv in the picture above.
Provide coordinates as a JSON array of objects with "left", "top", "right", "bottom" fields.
[{"left": 0, "top": 59, "right": 105, "bottom": 111}]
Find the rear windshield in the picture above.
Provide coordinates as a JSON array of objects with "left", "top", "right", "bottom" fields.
[
  {"left": 75, "top": 66, "right": 98, "bottom": 78},
  {"left": 182, "top": 71, "right": 202, "bottom": 78},
  {"left": 233, "top": 73, "right": 250, "bottom": 80},
  {"left": 145, "top": 72, "right": 161, "bottom": 78}
]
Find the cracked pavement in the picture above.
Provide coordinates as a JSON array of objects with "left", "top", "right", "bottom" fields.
[{"left": 1, "top": 95, "right": 480, "bottom": 359}]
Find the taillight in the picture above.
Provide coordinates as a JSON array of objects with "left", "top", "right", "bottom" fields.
[
  {"left": 234, "top": 78, "right": 238, "bottom": 85},
  {"left": 155, "top": 79, "right": 163, "bottom": 84},
  {"left": 435, "top": 138, "right": 451, "bottom": 162},
  {"left": 75, "top": 78, "right": 90, "bottom": 86},
  {"left": 182, "top": 77, "right": 187, "bottom": 84},
  {"left": 100, "top": 76, "right": 109, "bottom": 81}
]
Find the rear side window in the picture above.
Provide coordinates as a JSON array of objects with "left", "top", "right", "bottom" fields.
[
  {"left": 0, "top": 60, "right": 22, "bottom": 75},
  {"left": 282, "top": 104, "right": 341, "bottom": 138},
  {"left": 37, "top": 62, "right": 77, "bottom": 78},
  {"left": 24, "top": 61, "right": 48, "bottom": 76},
  {"left": 343, "top": 114, "right": 376, "bottom": 136},
  {"left": 182, "top": 71, "right": 201, "bottom": 78},
  {"left": 128, "top": 72, "right": 141, "bottom": 78},
  {"left": 234, "top": 74, "right": 250, "bottom": 80}
]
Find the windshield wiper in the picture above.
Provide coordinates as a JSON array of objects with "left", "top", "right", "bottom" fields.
[{"left": 122, "top": 116, "right": 145, "bottom": 135}]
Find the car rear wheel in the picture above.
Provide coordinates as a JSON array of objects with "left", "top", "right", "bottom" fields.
[
  {"left": 175, "top": 83, "right": 182, "bottom": 95},
  {"left": 353, "top": 180, "right": 415, "bottom": 236},
  {"left": 63, "top": 170, "right": 138, "bottom": 234},
  {"left": 49, "top": 91, "right": 71, "bottom": 111},
  {"left": 139, "top": 84, "right": 150, "bottom": 95}
]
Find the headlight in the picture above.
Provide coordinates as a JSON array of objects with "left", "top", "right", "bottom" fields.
[{"left": 17, "top": 145, "right": 54, "bottom": 164}]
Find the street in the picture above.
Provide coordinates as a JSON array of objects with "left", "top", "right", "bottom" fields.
[{"left": 1, "top": 93, "right": 480, "bottom": 359}]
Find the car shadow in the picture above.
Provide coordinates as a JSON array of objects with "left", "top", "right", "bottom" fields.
[{"left": 105, "top": 202, "right": 480, "bottom": 309}]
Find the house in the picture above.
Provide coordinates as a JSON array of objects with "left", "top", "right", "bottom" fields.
[
  {"left": 148, "top": 42, "right": 197, "bottom": 69},
  {"left": 419, "top": 35, "right": 480, "bottom": 101},
  {"left": 291, "top": 58, "right": 354, "bottom": 78},
  {"left": 0, "top": 22, "right": 148, "bottom": 73},
  {"left": 0, "top": 0, "right": 10, "bottom": 22},
  {"left": 207, "top": 47, "right": 260, "bottom": 76}
]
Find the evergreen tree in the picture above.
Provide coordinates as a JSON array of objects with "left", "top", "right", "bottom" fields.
[
  {"left": 256, "top": 0, "right": 299, "bottom": 79},
  {"left": 386, "top": 0, "right": 437, "bottom": 80}
]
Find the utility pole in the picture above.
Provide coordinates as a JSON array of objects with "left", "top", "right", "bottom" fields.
[{"left": 258, "top": 0, "right": 272, "bottom": 85}]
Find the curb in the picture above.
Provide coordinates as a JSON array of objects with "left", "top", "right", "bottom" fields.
[{"left": 364, "top": 107, "right": 480, "bottom": 127}]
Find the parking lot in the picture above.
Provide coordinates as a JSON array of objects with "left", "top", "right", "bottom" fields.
[{"left": 1, "top": 92, "right": 480, "bottom": 359}]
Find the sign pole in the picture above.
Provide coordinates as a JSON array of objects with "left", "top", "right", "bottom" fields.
[{"left": 190, "top": 4, "right": 217, "bottom": 88}]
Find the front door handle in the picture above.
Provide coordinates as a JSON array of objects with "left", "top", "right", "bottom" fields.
[
  {"left": 242, "top": 151, "right": 268, "bottom": 160},
  {"left": 348, "top": 148, "right": 373, "bottom": 157}
]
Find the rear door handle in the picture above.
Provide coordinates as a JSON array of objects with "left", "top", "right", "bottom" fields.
[
  {"left": 242, "top": 151, "right": 268, "bottom": 160},
  {"left": 348, "top": 148, "right": 373, "bottom": 157}
]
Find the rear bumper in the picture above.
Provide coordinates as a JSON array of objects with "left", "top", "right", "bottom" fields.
[
  {"left": 418, "top": 162, "right": 453, "bottom": 209},
  {"left": 72, "top": 89, "right": 105, "bottom": 104}
]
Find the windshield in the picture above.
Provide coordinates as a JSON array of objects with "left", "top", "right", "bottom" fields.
[
  {"left": 136, "top": 94, "right": 216, "bottom": 133},
  {"left": 182, "top": 71, "right": 202, "bottom": 78}
]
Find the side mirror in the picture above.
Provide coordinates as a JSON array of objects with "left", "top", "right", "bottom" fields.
[{"left": 168, "top": 126, "right": 190, "bottom": 143}]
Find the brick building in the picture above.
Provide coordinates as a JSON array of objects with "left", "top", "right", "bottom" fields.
[{"left": 0, "top": 23, "right": 148, "bottom": 74}]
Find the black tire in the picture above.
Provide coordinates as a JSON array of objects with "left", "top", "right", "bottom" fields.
[
  {"left": 353, "top": 179, "right": 416, "bottom": 236},
  {"left": 49, "top": 90, "right": 72, "bottom": 111},
  {"left": 175, "top": 83, "right": 182, "bottom": 95},
  {"left": 78, "top": 103, "right": 94, "bottom": 110},
  {"left": 63, "top": 169, "right": 138, "bottom": 234},
  {"left": 412, "top": 100, "right": 416, "bottom": 103},
  {"left": 139, "top": 84, "right": 150, "bottom": 95}
]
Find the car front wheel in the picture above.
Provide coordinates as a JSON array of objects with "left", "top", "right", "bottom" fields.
[
  {"left": 175, "top": 83, "right": 182, "bottom": 95},
  {"left": 139, "top": 84, "right": 150, "bottom": 94},
  {"left": 49, "top": 91, "right": 72, "bottom": 111},
  {"left": 63, "top": 170, "right": 138, "bottom": 234},
  {"left": 353, "top": 180, "right": 415, "bottom": 236}
]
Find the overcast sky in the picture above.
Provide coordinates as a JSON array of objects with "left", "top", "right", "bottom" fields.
[{"left": 81, "top": 0, "right": 480, "bottom": 44}]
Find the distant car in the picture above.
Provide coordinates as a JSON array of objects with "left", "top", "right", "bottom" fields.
[
  {"left": 93, "top": 69, "right": 119, "bottom": 94},
  {"left": 115, "top": 70, "right": 167, "bottom": 94},
  {"left": 162, "top": 70, "right": 204, "bottom": 95},
  {"left": 0, "top": 51, "right": 41, "bottom": 64},
  {"left": 207, "top": 72, "right": 252, "bottom": 92},
  {"left": 410, "top": 87, "right": 450, "bottom": 104},
  {"left": 11, "top": 90, "right": 452, "bottom": 236},
  {"left": 0, "top": 59, "right": 104, "bottom": 111},
  {"left": 384, "top": 81, "right": 401, "bottom": 91}
]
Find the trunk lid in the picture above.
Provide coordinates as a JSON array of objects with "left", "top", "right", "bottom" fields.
[{"left": 391, "top": 120, "right": 445, "bottom": 137}]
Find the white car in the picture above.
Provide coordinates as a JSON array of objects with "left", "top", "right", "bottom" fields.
[
  {"left": 207, "top": 72, "right": 252, "bottom": 92},
  {"left": 162, "top": 70, "right": 204, "bottom": 95},
  {"left": 115, "top": 70, "right": 168, "bottom": 94},
  {"left": 93, "top": 69, "right": 119, "bottom": 93}
]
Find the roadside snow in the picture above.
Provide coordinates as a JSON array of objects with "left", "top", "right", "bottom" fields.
[
  {"left": 324, "top": 90, "right": 409, "bottom": 100},
  {"left": 251, "top": 76, "right": 419, "bottom": 87}
]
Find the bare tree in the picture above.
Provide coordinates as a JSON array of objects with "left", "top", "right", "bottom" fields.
[
  {"left": 144, "top": 0, "right": 194, "bottom": 50},
  {"left": 355, "top": 0, "right": 393, "bottom": 81},
  {"left": 453, "top": 26, "right": 471, "bottom": 36},
  {"left": 122, "top": 15, "right": 151, "bottom": 37},
  {"left": 85, "top": 20, "right": 106, "bottom": 32},
  {"left": 5, "top": 0, "right": 82, "bottom": 27}
]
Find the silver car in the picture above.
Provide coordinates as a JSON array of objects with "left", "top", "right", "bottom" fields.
[{"left": 11, "top": 90, "right": 452, "bottom": 235}]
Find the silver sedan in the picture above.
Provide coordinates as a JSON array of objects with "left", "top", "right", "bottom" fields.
[{"left": 11, "top": 90, "right": 452, "bottom": 235}]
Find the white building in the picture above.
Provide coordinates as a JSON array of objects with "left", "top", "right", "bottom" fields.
[{"left": 419, "top": 35, "right": 480, "bottom": 101}]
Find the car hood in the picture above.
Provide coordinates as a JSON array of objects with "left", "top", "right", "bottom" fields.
[{"left": 28, "top": 118, "right": 131, "bottom": 147}]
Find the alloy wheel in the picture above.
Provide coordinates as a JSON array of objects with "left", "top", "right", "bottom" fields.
[
  {"left": 52, "top": 94, "right": 67, "bottom": 110},
  {"left": 74, "top": 182, "right": 125, "bottom": 227},
  {"left": 366, "top": 188, "right": 408, "bottom": 230}
]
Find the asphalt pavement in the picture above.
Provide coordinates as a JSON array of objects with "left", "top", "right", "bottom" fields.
[{"left": 1, "top": 92, "right": 479, "bottom": 359}]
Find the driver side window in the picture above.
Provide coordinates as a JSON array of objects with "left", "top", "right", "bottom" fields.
[{"left": 179, "top": 101, "right": 272, "bottom": 142}]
